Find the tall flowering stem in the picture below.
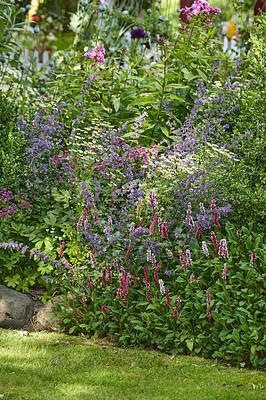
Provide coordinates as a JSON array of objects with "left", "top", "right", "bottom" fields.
[
  {"left": 211, "top": 231, "right": 218, "bottom": 251},
  {"left": 166, "top": 289, "right": 172, "bottom": 307},
  {"left": 180, "top": 251, "right": 187, "bottom": 271}
]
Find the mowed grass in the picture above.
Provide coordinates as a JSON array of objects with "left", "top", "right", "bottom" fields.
[{"left": 0, "top": 329, "right": 265, "bottom": 400}]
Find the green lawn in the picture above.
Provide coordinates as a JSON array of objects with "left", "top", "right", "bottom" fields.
[{"left": 0, "top": 329, "right": 265, "bottom": 400}]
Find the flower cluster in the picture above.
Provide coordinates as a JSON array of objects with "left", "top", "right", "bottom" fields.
[
  {"left": 84, "top": 44, "right": 106, "bottom": 66},
  {"left": 180, "top": 0, "right": 221, "bottom": 26}
]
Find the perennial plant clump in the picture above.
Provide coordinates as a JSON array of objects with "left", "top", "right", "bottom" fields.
[{"left": 0, "top": 0, "right": 265, "bottom": 370}]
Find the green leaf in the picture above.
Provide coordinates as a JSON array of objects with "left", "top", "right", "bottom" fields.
[
  {"left": 129, "top": 96, "right": 158, "bottom": 108},
  {"left": 197, "top": 69, "right": 207, "bottom": 82},
  {"left": 186, "top": 340, "right": 194, "bottom": 352}
]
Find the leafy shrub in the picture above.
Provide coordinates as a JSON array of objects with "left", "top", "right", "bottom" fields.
[{"left": 52, "top": 212, "right": 265, "bottom": 368}]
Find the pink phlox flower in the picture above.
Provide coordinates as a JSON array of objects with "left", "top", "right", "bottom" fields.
[
  {"left": 166, "top": 289, "right": 172, "bottom": 307},
  {"left": 202, "top": 241, "right": 209, "bottom": 257},
  {"left": 84, "top": 44, "right": 106, "bottom": 66}
]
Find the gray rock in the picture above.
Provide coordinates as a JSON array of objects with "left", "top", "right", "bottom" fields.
[
  {"left": 0, "top": 285, "right": 35, "bottom": 328},
  {"left": 35, "top": 295, "right": 71, "bottom": 331}
]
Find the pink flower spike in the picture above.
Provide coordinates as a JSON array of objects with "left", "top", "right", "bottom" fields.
[
  {"left": 180, "top": 251, "right": 187, "bottom": 271},
  {"left": 137, "top": 199, "right": 142, "bottom": 216},
  {"left": 114, "top": 258, "right": 118, "bottom": 273},
  {"left": 143, "top": 265, "right": 149, "bottom": 281},
  {"left": 101, "top": 305, "right": 109, "bottom": 314},
  {"left": 149, "top": 190, "right": 158, "bottom": 210},
  {"left": 102, "top": 269, "right": 107, "bottom": 287},
  {"left": 195, "top": 226, "right": 201, "bottom": 240},
  {"left": 154, "top": 268, "right": 159, "bottom": 283},
  {"left": 211, "top": 199, "right": 216, "bottom": 211},
  {"left": 63, "top": 258, "right": 74, "bottom": 274},
  {"left": 58, "top": 241, "right": 65, "bottom": 258},
  {"left": 218, "top": 239, "right": 228, "bottom": 259},
  {"left": 117, "top": 287, "right": 122, "bottom": 300},
  {"left": 211, "top": 231, "right": 218, "bottom": 251},
  {"left": 207, "top": 306, "right": 211, "bottom": 321},
  {"left": 213, "top": 211, "right": 220, "bottom": 227},
  {"left": 77, "top": 216, "right": 82, "bottom": 233},
  {"left": 172, "top": 309, "right": 179, "bottom": 318},
  {"left": 137, "top": 216, "right": 145, "bottom": 228},
  {"left": 202, "top": 241, "right": 209, "bottom": 257},
  {"left": 222, "top": 263, "right": 227, "bottom": 280},
  {"left": 77, "top": 309, "right": 84, "bottom": 317},
  {"left": 162, "top": 220, "right": 169, "bottom": 239},
  {"left": 166, "top": 289, "right": 172, "bottom": 307},
  {"left": 237, "top": 229, "right": 241, "bottom": 236},
  {"left": 177, "top": 297, "right": 181, "bottom": 307},
  {"left": 149, "top": 214, "right": 157, "bottom": 235},
  {"left": 186, "top": 249, "right": 192, "bottom": 267},
  {"left": 206, "top": 289, "right": 211, "bottom": 305},
  {"left": 250, "top": 252, "right": 256, "bottom": 267}
]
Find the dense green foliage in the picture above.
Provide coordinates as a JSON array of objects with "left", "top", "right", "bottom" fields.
[{"left": 0, "top": 0, "right": 265, "bottom": 368}]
